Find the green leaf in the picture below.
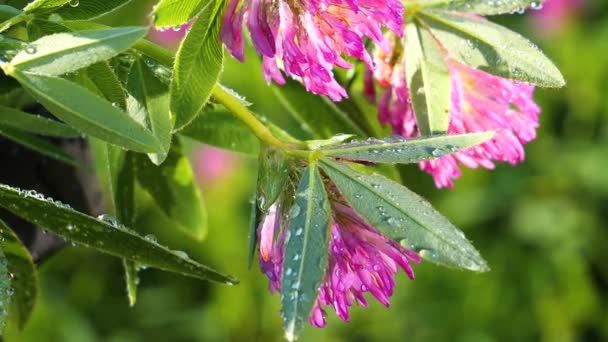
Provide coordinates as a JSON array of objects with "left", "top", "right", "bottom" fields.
[
  {"left": 54, "top": 0, "right": 133, "bottom": 20},
  {"left": 0, "top": 124, "right": 79, "bottom": 166},
  {"left": 86, "top": 62, "right": 126, "bottom": 110},
  {"left": 405, "top": 20, "right": 451, "bottom": 135},
  {"left": 272, "top": 78, "right": 366, "bottom": 139},
  {"left": 0, "top": 105, "right": 79, "bottom": 137},
  {"left": 419, "top": 11, "right": 565, "bottom": 87},
  {"left": 11, "top": 70, "right": 162, "bottom": 153},
  {"left": 281, "top": 163, "right": 331, "bottom": 341},
  {"left": 0, "top": 5, "right": 23, "bottom": 33},
  {"left": 26, "top": 18, "right": 67, "bottom": 40},
  {"left": 247, "top": 180, "right": 261, "bottom": 270},
  {"left": 0, "top": 5, "right": 21, "bottom": 21},
  {"left": 103, "top": 144, "right": 139, "bottom": 306},
  {"left": 0, "top": 247, "right": 9, "bottom": 330},
  {"left": 127, "top": 57, "right": 172, "bottom": 164},
  {"left": 153, "top": 0, "right": 206, "bottom": 27},
  {"left": 23, "top": 0, "right": 70, "bottom": 13},
  {"left": 258, "top": 146, "right": 289, "bottom": 212},
  {"left": 180, "top": 109, "right": 259, "bottom": 155},
  {"left": 105, "top": 146, "right": 136, "bottom": 227},
  {"left": 0, "top": 220, "right": 38, "bottom": 329},
  {"left": 171, "top": 1, "right": 223, "bottom": 131},
  {"left": 134, "top": 142, "right": 207, "bottom": 240},
  {"left": 0, "top": 183, "right": 237, "bottom": 284},
  {"left": 433, "top": 0, "right": 546, "bottom": 15},
  {"left": 322, "top": 132, "right": 493, "bottom": 163},
  {"left": 122, "top": 259, "right": 139, "bottom": 307},
  {"left": 8, "top": 27, "right": 148, "bottom": 76},
  {"left": 319, "top": 159, "right": 489, "bottom": 272}
]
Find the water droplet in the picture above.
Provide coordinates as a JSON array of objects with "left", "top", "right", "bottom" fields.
[
  {"left": 144, "top": 234, "right": 158, "bottom": 243},
  {"left": 68, "top": 0, "right": 79, "bottom": 7},
  {"left": 174, "top": 250, "right": 189, "bottom": 259},
  {"left": 24, "top": 45, "right": 36, "bottom": 54},
  {"left": 289, "top": 205, "right": 301, "bottom": 219},
  {"left": 66, "top": 224, "right": 74, "bottom": 231},
  {"left": 294, "top": 228, "right": 303, "bottom": 236}
]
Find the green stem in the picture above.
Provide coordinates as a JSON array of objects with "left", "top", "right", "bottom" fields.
[
  {"left": 212, "top": 85, "right": 290, "bottom": 151},
  {"left": 134, "top": 39, "right": 294, "bottom": 153},
  {"left": 0, "top": 14, "right": 27, "bottom": 33}
]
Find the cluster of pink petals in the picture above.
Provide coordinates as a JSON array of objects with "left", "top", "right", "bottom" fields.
[
  {"left": 220, "top": 0, "right": 404, "bottom": 100},
  {"left": 258, "top": 201, "right": 420, "bottom": 327},
  {"left": 369, "top": 43, "right": 540, "bottom": 188}
]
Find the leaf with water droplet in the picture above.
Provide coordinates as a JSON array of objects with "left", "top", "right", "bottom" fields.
[
  {"left": 54, "top": 0, "right": 131, "bottom": 20},
  {"left": 419, "top": 11, "right": 564, "bottom": 87},
  {"left": 153, "top": 0, "right": 208, "bottom": 28},
  {"left": 0, "top": 219, "right": 38, "bottom": 329},
  {"left": 23, "top": 0, "right": 71, "bottom": 13},
  {"left": 127, "top": 57, "right": 173, "bottom": 165},
  {"left": 322, "top": 132, "right": 493, "bottom": 164},
  {"left": 9, "top": 26, "right": 148, "bottom": 76},
  {"left": 0, "top": 183, "right": 236, "bottom": 284},
  {"left": 9, "top": 70, "right": 162, "bottom": 153},
  {"left": 432, "top": 0, "right": 547, "bottom": 15},
  {"left": 405, "top": 20, "right": 451, "bottom": 135},
  {"left": 281, "top": 162, "right": 331, "bottom": 341},
  {"left": 319, "top": 159, "right": 489, "bottom": 272}
]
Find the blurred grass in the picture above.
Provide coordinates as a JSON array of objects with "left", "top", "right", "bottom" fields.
[{"left": 4, "top": 0, "right": 608, "bottom": 341}]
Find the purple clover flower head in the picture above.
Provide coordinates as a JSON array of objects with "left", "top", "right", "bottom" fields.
[
  {"left": 371, "top": 40, "right": 540, "bottom": 188},
  {"left": 220, "top": 0, "right": 404, "bottom": 101},
  {"left": 258, "top": 198, "right": 420, "bottom": 328}
]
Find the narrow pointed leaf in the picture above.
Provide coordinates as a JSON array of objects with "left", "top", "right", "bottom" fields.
[
  {"left": 0, "top": 105, "right": 79, "bottom": 137},
  {"left": 24, "top": 0, "right": 70, "bottom": 13},
  {"left": 0, "top": 124, "right": 79, "bottom": 166},
  {"left": 9, "top": 27, "right": 148, "bottom": 76},
  {"left": 320, "top": 159, "right": 489, "bottom": 272},
  {"left": 122, "top": 259, "right": 138, "bottom": 307},
  {"left": 11, "top": 71, "right": 162, "bottom": 153},
  {"left": 180, "top": 110, "right": 259, "bottom": 155},
  {"left": 272, "top": 78, "right": 366, "bottom": 139},
  {"left": 322, "top": 132, "right": 493, "bottom": 163},
  {"left": 405, "top": 21, "right": 451, "bottom": 135},
  {"left": 247, "top": 183, "right": 261, "bottom": 270},
  {"left": 434, "top": 0, "right": 546, "bottom": 15},
  {"left": 258, "top": 146, "right": 289, "bottom": 212},
  {"left": 0, "top": 220, "right": 38, "bottom": 329},
  {"left": 86, "top": 62, "right": 126, "bottom": 110},
  {"left": 281, "top": 163, "right": 331, "bottom": 341},
  {"left": 419, "top": 11, "right": 565, "bottom": 87},
  {"left": 0, "top": 184, "right": 237, "bottom": 284},
  {"left": 54, "top": 0, "right": 133, "bottom": 20},
  {"left": 133, "top": 142, "right": 207, "bottom": 240},
  {"left": 153, "top": 0, "right": 206, "bottom": 27},
  {"left": 171, "top": 1, "right": 223, "bottom": 131},
  {"left": 0, "top": 248, "right": 9, "bottom": 330},
  {"left": 127, "top": 58, "right": 172, "bottom": 164},
  {"left": 103, "top": 145, "right": 138, "bottom": 306}
]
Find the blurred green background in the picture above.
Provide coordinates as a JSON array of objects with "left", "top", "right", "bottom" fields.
[{"left": 4, "top": 0, "right": 608, "bottom": 341}]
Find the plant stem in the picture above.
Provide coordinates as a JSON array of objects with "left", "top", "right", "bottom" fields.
[
  {"left": 212, "top": 86, "right": 290, "bottom": 151},
  {"left": 134, "top": 39, "right": 292, "bottom": 152},
  {"left": 0, "top": 14, "right": 27, "bottom": 33}
]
